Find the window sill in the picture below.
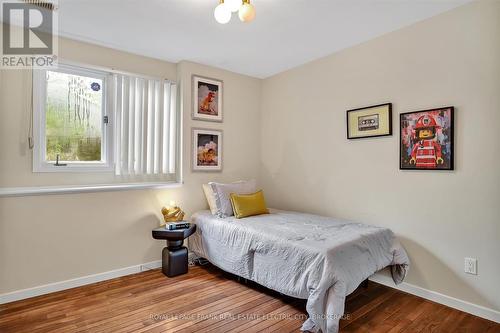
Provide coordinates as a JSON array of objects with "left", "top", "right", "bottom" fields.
[
  {"left": 33, "top": 162, "right": 114, "bottom": 173},
  {"left": 0, "top": 182, "right": 183, "bottom": 198}
]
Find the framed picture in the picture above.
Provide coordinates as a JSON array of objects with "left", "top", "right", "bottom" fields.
[
  {"left": 192, "top": 75, "right": 223, "bottom": 122},
  {"left": 347, "top": 103, "right": 392, "bottom": 139},
  {"left": 192, "top": 128, "right": 222, "bottom": 172},
  {"left": 400, "top": 106, "right": 454, "bottom": 170}
]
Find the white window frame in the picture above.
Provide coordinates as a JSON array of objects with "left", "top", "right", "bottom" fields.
[{"left": 32, "top": 63, "right": 114, "bottom": 172}]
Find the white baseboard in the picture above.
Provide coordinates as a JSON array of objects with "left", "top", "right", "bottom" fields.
[
  {"left": 369, "top": 272, "right": 500, "bottom": 324},
  {"left": 2, "top": 263, "right": 498, "bottom": 325},
  {"left": 0, "top": 260, "right": 162, "bottom": 304}
]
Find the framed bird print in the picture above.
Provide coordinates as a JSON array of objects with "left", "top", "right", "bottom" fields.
[
  {"left": 192, "top": 75, "right": 223, "bottom": 122},
  {"left": 400, "top": 107, "right": 454, "bottom": 170},
  {"left": 192, "top": 128, "right": 223, "bottom": 172}
]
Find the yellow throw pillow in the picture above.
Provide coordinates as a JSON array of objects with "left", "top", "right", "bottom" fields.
[{"left": 229, "top": 190, "right": 269, "bottom": 219}]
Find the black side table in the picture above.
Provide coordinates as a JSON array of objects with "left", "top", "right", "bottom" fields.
[{"left": 152, "top": 224, "right": 197, "bottom": 277}]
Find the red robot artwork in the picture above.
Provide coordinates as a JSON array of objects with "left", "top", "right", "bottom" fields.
[
  {"left": 409, "top": 115, "right": 444, "bottom": 169},
  {"left": 400, "top": 107, "right": 454, "bottom": 170}
]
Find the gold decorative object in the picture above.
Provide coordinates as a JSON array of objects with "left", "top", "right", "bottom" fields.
[{"left": 161, "top": 201, "right": 185, "bottom": 224}]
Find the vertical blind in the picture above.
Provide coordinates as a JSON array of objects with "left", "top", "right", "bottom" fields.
[{"left": 114, "top": 75, "right": 177, "bottom": 176}]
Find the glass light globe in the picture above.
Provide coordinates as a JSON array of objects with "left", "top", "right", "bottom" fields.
[
  {"left": 225, "top": 0, "right": 242, "bottom": 13},
  {"left": 214, "top": 3, "right": 231, "bottom": 24},
  {"left": 238, "top": 2, "right": 255, "bottom": 22}
]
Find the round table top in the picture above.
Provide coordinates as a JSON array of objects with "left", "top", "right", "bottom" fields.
[{"left": 152, "top": 224, "right": 197, "bottom": 241}]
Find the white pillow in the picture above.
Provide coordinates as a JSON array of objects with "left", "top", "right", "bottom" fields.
[
  {"left": 202, "top": 184, "right": 218, "bottom": 215},
  {"left": 209, "top": 180, "right": 257, "bottom": 217}
]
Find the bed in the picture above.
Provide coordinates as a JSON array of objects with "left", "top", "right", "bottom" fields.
[{"left": 189, "top": 209, "right": 409, "bottom": 333}]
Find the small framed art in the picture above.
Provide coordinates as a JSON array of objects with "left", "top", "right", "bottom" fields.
[
  {"left": 400, "top": 106, "right": 454, "bottom": 170},
  {"left": 192, "top": 75, "right": 223, "bottom": 122},
  {"left": 347, "top": 103, "right": 392, "bottom": 139},
  {"left": 192, "top": 128, "right": 222, "bottom": 172}
]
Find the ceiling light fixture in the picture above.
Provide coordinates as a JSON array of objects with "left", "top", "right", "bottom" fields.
[
  {"left": 214, "top": 0, "right": 255, "bottom": 24},
  {"left": 238, "top": 0, "right": 256, "bottom": 23},
  {"left": 214, "top": 0, "right": 231, "bottom": 24}
]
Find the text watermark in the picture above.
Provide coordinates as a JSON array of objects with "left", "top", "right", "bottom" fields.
[
  {"left": 1, "top": 0, "right": 58, "bottom": 68},
  {"left": 149, "top": 312, "right": 351, "bottom": 321}
]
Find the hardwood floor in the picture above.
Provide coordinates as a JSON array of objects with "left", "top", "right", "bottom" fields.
[{"left": 0, "top": 264, "right": 498, "bottom": 333}]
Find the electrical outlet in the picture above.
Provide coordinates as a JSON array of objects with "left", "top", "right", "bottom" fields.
[{"left": 464, "top": 257, "right": 477, "bottom": 275}]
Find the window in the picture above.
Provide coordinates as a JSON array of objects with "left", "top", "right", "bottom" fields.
[
  {"left": 33, "top": 63, "right": 178, "bottom": 177},
  {"left": 33, "top": 64, "right": 112, "bottom": 172}
]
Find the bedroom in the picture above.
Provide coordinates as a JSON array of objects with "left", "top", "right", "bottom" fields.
[{"left": 0, "top": 0, "right": 499, "bottom": 332}]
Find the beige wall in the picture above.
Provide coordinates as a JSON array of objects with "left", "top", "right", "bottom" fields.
[
  {"left": 0, "top": 39, "right": 261, "bottom": 293},
  {"left": 260, "top": 0, "right": 500, "bottom": 311}
]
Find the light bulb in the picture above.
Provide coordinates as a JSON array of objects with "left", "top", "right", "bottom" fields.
[
  {"left": 225, "top": 0, "right": 242, "bottom": 13},
  {"left": 214, "top": 2, "right": 231, "bottom": 24},
  {"left": 238, "top": 1, "right": 255, "bottom": 22}
]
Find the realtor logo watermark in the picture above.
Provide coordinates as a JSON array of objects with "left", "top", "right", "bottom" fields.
[{"left": 1, "top": 0, "right": 58, "bottom": 68}]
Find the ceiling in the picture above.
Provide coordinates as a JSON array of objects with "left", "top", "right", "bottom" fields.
[{"left": 57, "top": 0, "right": 472, "bottom": 78}]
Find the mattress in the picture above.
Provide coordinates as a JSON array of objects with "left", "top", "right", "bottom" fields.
[{"left": 189, "top": 209, "right": 409, "bottom": 333}]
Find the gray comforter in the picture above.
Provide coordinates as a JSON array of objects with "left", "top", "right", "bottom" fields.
[{"left": 189, "top": 209, "right": 409, "bottom": 333}]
